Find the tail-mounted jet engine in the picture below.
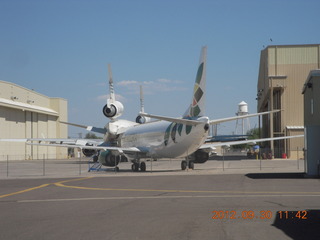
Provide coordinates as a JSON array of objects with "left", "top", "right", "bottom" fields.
[
  {"left": 102, "top": 63, "right": 124, "bottom": 120},
  {"left": 135, "top": 114, "right": 151, "bottom": 124},
  {"left": 135, "top": 86, "right": 150, "bottom": 124},
  {"left": 103, "top": 100, "right": 124, "bottom": 119}
]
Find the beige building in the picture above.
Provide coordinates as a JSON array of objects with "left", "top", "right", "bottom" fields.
[
  {"left": 302, "top": 70, "right": 320, "bottom": 176},
  {"left": 257, "top": 44, "right": 320, "bottom": 158},
  {"left": 0, "top": 80, "right": 68, "bottom": 160}
]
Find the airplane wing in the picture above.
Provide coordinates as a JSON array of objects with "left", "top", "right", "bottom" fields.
[
  {"left": 59, "top": 121, "right": 107, "bottom": 135},
  {"left": 0, "top": 138, "right": 102, "bottom": 145},
  {"left": 27, "top": 141, "right": 141, "bottom": 153},
  {"left": 198, "top": 143, "right": 217, "bottom": 154},
  {"left": 0, "top": 138, "right": 141, "bottom": 153},
  {"left": 140, "top": 110, "right": 280, "bottom": 126},
  {"left": 201, "top": 135, "right": 304, "bottom": 148},
  {"left": 209, "top": 110, "right": 280, "bottom": 125},
  {"left": 139, "top": 113, "right": 204, "bottom": 125}
]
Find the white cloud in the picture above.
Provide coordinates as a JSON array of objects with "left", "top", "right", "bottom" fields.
[
  {"left": 156, "top": 78, "right": 171, "bottom": 83},
  {"left": 117, "top": 80, "right": 138, "bottom": 86}
]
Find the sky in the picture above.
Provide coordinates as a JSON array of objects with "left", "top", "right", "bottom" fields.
[{"left": 1, "top": 0, "right": 319, "bottom": 137}]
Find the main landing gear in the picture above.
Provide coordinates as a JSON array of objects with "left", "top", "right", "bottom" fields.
[
  {"left": 181, "top": 160, "right": 194, "bottom": 170},
  {"left": 131, "top": 161, "right": 146, "bottom": 172}
]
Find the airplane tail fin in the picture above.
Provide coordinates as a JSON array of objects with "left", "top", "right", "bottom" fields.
[
  {"left": 184, "top": 46, "right": 207, "bottom": 118},
  {"left": 102, "top": 64, "right": 124, "bottom": 119},
  {"left": 107, "top": 64, "right": 115, "bottom": 104}
]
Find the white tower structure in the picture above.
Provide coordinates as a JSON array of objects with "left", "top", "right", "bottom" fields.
[{"left": 235, "top": 101, "right": 250, "bottom": 135}]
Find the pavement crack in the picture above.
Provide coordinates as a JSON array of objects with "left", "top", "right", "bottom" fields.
[{"left": 265, "top": 200, "right": 287, "bottom": 207}]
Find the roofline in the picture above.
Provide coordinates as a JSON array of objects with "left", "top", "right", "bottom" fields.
[
  {"left": 0, "top": 97, "right": 59, "bottom": 116},
  {"left": 0, "top": 80, "right": 67, "bottom": 101},
  {"left": 262, "top": 44, "right": 320, "bottom": 52},
  {"left": 302, "top": 69, "right": 320, "bottom": 94}
]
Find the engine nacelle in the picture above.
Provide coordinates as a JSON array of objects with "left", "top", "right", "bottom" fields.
[
  {"left": 190, "top": 149, "right": 209, "bottom": 164},
  {"left": 98, "top": 150, "right": 127, "bottom": 167},
  {"left": 82, "top": 144, "right": 98, "bottom": 157},
  {"left": 135, "top": 115, "right": 151, "bottom": 124},
  {"left": 102, "top": 101, "right": 124, "bottom": 119}
]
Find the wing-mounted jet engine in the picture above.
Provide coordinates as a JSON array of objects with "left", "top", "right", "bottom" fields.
[
  {"left": 82, "top": 143, "right": 98, "bottom": 157},
  {"left": 136, "top": 85, "right": 151, "bottom": 124},
  {"left": 102, "top": 64, "right": 124, "bottom": 120}
]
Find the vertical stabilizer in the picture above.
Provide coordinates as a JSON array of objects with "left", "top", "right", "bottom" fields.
[
  {"left": 102, "top": 64, "right": 124, "bottom": 119},
  {"left": 140, "top": 85, "right": 145, "bottom": 113},
  {"left": 108, "top": 63, "right": 115, "bottom": 103},
  {"left": 184, "top": 46, "right": 207, "bottom": 118}
]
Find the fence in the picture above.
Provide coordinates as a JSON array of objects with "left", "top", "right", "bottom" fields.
[
  {"left": 0, "top": 150, "right": 306, "bottom": 178},
  {"left": 0, "top": 154, "right": 88, "bottom": 178},
  {"left": 223, "top": 147, "right": 305, "bottom": 160}
]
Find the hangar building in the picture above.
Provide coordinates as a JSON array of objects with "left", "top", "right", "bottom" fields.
[
  {"left": 257, "top": 44, "right": 320, "bottom": 158},
  {"left": 0, "top": 80, "right": 68, "bottom": 160},
  {"left": 302, "top": 70, "right": 320, "bottom": 176}
]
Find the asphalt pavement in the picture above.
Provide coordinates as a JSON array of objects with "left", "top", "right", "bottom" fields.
[{"left": 0, "top": 158, "right": 319, "bottom": 239}]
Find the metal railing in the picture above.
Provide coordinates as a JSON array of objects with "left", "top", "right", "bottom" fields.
[{"left": 0, "top": 149, "right": 306, "bottom": 178}]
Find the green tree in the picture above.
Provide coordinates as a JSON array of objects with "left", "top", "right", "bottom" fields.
[
  {"left": 85, "top": 133, "right": 103, "bottom": 139},
  {"left": 247, "top": 128, "right": 260, "bottom": 140},
  {"left": 231, "top": 128, "right": 260, "bottom": 149}
]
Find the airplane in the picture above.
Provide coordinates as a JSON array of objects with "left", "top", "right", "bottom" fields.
[{"left": 1, "top": 46, "right": 303, "bottom": 171}]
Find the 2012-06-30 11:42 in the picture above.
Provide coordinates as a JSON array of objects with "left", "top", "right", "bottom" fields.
[{"left": 211, "top": 210, "right": 309, "bottom": 220}]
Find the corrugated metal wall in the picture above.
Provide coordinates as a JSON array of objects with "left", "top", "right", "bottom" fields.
[
  {"left": 257, "top": 44, "right": 320, "bottom": 158},
  {"left": 0, "top": 81, "right": 68, "bottom": 160}
]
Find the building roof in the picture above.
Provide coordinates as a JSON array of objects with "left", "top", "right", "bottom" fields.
[
  {"left": 302, "top": 69, "right": 320, "bottom": 94},
  {"left": 0, "top": 97, "right": 58, "bottom": 116}
]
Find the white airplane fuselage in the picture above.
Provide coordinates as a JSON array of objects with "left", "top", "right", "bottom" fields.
[{"left": 120, "top": 117, "right": 210, "bottom": 159}]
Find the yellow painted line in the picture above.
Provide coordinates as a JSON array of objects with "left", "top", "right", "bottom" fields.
[
  {"left": 0, "top": 177, "right": 92, "bottom": 199},
  {"left": 18, "top": 194, "right": 320, "bottom": 203},
  {"left": 54, "top": 177, "right": 94, "bottom": 185},
  {"left": 0, "top": 184, "right": 50, "bottom": 199},
  {"left": 55, "top": 179, "right": 320, "bottom": 195}
]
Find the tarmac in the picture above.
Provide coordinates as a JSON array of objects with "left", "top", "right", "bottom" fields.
[
  {"left": 0, "top": 157, "right": 308, "bottom": 179},
  {"left": 0, "top": 157, "right": 319, "bottom": 240}
]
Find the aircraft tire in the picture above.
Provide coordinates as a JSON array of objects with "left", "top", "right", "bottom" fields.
[
  {"left": 181, "top": 160, "right": 187, "bottom": 170},
  {"left": 140, "top": 162, "right": 146, "bottom": 172},
  {"left": 115, "top": 166, "right": 119, "bottom": 172},
  {"left": 131, "top": 163, "right": 139, "bottom": 172},
  {"left": 188, "top": 161, "right": 194, "bottom": 170}
]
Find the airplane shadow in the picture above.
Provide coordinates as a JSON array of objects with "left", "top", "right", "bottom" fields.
[
  {"left": 272, "top": 210, "right": 320, "bottom": 240},
  {"left": 89, "top": 167, "right": 184, "bottom": 174},
  {"left": 210, "top": 156, "right": 249, "bottom": 161},
  {"left": 245, "top": 173, "right": 306, "bottom": 179}
]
